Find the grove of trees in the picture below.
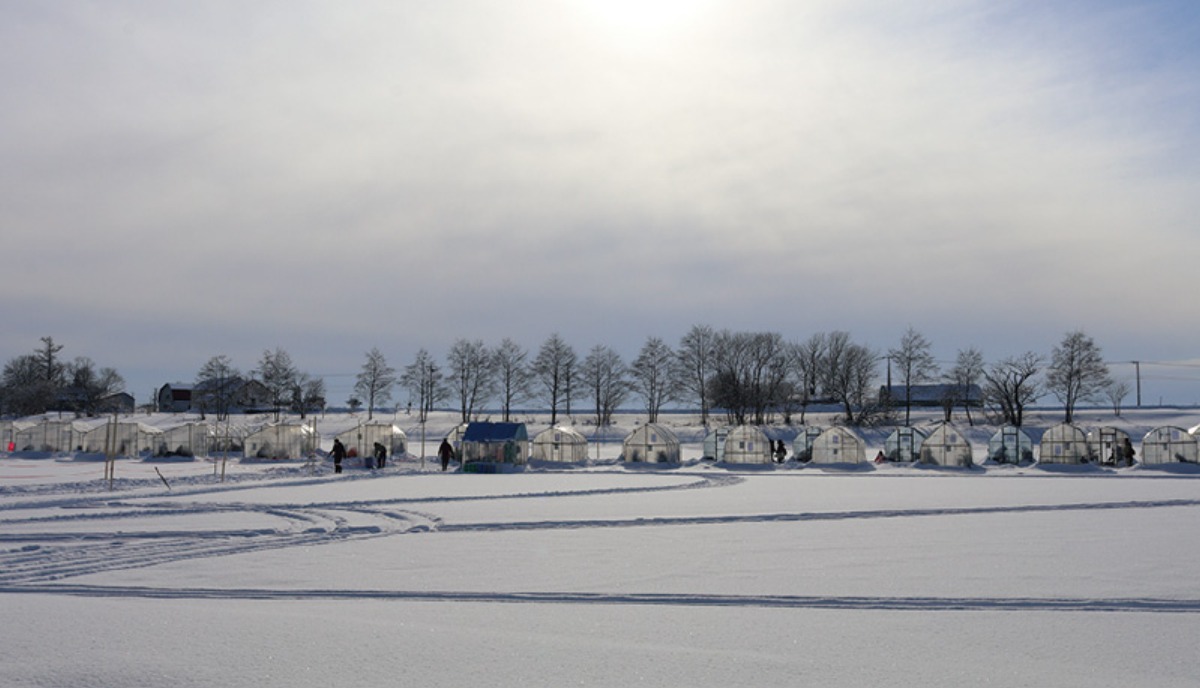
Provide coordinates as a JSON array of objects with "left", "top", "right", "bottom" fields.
[{"left": 1, "top": 329, "right": 1128, "bottom": 429}]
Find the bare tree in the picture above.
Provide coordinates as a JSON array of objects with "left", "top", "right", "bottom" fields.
[
  {"left": 709, "top": 331, "right": 791, "bottom": 425},
  {"left": 819, "top": 331, "right": 881, "bottom": 426},
  {"left": 493, "top": 338, "right": 532, "bottom": 422},
  {"left": 1, "top": 354, "right": 55, "bottom": 415},
  {"left": 532, "top": 334, "right": 577, "bottom": 425},
  {"left": 1104, "top": 379, "right": 1131, "bottom": 417},
  {"left": 37, "top": 336, "right": 66, "bottom": 386},
  {"left": 401, "top": 348, "right": 444, "bottom": 424},
  {"left": 580, "top": 345, "right": 628, "bottom": 427},
  {"left": 355, "top": 347, "right": 396, "bottom": 420},
  {"left": 676, "top": 324, "right": 718, "bottom": 426},
  {"left": 297, "top": 375, "right": 326, "bottom": 418},
  {"left": 195, "top": 355, "right": 241, "bottom": 421},
  {"left": 888, "top": 327, "right": 938, "bottom": 426},
  {"left": 64, "top": 357, "right": 125, "bottom": 416},
  {"left": 709, "top": 329, "right": 753, "bottom": 425},
  {"left": 257, "top": 347, "right": 298, "bottom": 421},
  {"left": 791, "top": 333, "right": 827, "bottom": 425},
  {"left": 982, "top": 352, "right": 1042, "bottom": 427},
  {"left": 944, "top": 346, "right": 984, "bottom": 425},
  {"left": 631, "top": 336, "right": 676, "bottom": 423},
  {"left": 447, "top": 339, "right": 494, "bottom": 423},
  {"left": 1046, "top": 330, "right": 1111, "bottom": 423}
]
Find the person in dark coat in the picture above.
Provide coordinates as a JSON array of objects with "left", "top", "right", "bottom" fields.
[
  {"left": 331, "top": 438, "right": 346, "bottom": 474},
  {"left": 438, "top": 439, "right": 454, "bottom": 472},
  {"left": 374, "top": 441, "right": 387, "bottom": 469}
]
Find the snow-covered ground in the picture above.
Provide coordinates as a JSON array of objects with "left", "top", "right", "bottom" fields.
[{"left": 3, "top": 408, "right": 1200, "bottom": 687}]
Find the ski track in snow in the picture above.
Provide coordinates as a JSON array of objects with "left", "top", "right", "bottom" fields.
[
  {"left": 3, "top": 471, "right": 1200, "bottom": 614},
  {"left": 0, "top": 473, "right": 736, "bottom": 587}
]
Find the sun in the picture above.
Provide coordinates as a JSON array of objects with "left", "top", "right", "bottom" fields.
[{"left": 578, "top": 0, "right": 712, "bottom": 37}]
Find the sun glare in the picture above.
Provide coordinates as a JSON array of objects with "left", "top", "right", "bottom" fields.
[{"left": 579, "top": 0, "right": 711, "bottom": 38}]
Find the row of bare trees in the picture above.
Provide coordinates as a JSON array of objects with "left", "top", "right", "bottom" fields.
[
  {"left": 384, "top": 327, "right": 1118, "bottom": 428},
  {"left": 6, "top": 327, "right": 1113, "bottom": 427}
]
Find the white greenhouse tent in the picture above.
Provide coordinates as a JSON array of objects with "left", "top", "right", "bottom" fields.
[
  {"left": 702, "top": 426, "right": 732, "bottom": 461},
  {"left": 158, "top": 422, "right": 211, "bottom": 457},
  {"left": 884, "top": 426, "right": 928, "bottom": 462},
  {"left": 622, "top": 423, "right": 680, "bottom": 464},
  {"left": 0, "top": 420, "right": 14, "bottom": 451},
  {"left": 987, "top": 426, "right": 1034, "bottom": 464},
  {"left": 721, "top": 425, "right": 775, "bottom": 464},
  {"left": 1140, "top": 426, "right": 1199, "bottom": 466},
  {"left": 530, "top": 426, "right": 589, "bottom": 462},
  {"left": 918, "top": 424, "right": 973, "bottom": 467},
  {"left": 1038, "top": 423, "right": 1090, "bottom": 465},
  {"left": 336, "top": 422, "right": 408, "bottom": 460},
  {"left": 244, "top": 423, "right": 317, "bottom": 460},
  {"left": 810, "top": 427, "right": 866, "bottom": 465},
  {"left": 791, "top": 426, "right": 823, "bottom": 463},
  {"left": 81, "top": 421, "right": 164, "bottom": 457},
  {"left": 15, "top": 420, "right": 82, "bottom": 452},
  {"left": 1087, "top": 426, "right": 1132, "bottom": 466}
]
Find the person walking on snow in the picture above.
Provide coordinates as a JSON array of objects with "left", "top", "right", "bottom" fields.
[
  {"left": 438, "top": 438, "right": 454, "bottom": 472},
  {"left": 331, "top": 438, "right": 346, "bottom": 474},
  {"left": 374, "top": 441, "right": 387, "bottom": 469},
  {"left": 1122, "top": 437, "right": 1136, "bottom": 467}
]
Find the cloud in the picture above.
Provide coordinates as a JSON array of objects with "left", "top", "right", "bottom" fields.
[{"left": 1, "top": 0, "right": 1198, "bottom": 402}]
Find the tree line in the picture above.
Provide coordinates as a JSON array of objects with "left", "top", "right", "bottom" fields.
[
  {"left": 351, "top": 326, "right": 1119, "bottom": 428},
  {"left": 2, "top": 328, "right": 1121, "bottom": 428},
  {"left": 0, "top": 337, "right": 126, "bottom": 417}
]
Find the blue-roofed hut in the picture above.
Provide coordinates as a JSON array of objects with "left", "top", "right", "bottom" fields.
[{"left": 461, "top": 422, "right": 529, "bottom": 468}]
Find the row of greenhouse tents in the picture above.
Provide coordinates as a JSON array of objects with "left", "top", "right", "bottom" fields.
[
  {"left": 0, "top": 419, "right": 408, "bottom": 462},
  {"left": 4, "top": 418, "right": 1200, "bottom": 468},
  {"left": 701, "top": 422, "right": 1200, "bottom": 468}
]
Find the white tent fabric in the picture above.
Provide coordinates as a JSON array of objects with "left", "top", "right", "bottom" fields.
[
  {"left": 702, "top": 426, "right": 732, "bottom": 461},
  {"left": 810, "top": 427, "right": 866, "bottom": 464},
  {"left": 14, "top": 420, "right": 83, "bottom": 452},
  {"left": 1038, "top": 423, "right": 1090, "bottom": 465},
  {"left": 721, "top": 426, "right": 774, "bottom": 464},
  {"left": 81, "top": 421, "right": 163, "bottom": 456},
  {"left": 884, "top": 427, "right": 928, "bottom": 462},
  {"left": 159, "top": 422, "right": 211, "bottom": 457},
  {"left": 1086, "top": 427, "right": 1132, "bottom": 466},
  {"left": 0, "top": 420, "right": 13, "bottom": 450},
  {"left": 987, "top": 426, "right": 1033, "bottom": 464},
  {"left": 336, "top": 422, "right": 407, "bottom": 459},
  {"left": 919, "top": 424, "right": 973, "bottom": 467},
  {"left": 244, "top": 423, "right": 317, "bottom": 460},
  {"left": 622, "top": 423, "right": 680, "bottom": 463},
  {"left": 531, "top": 426, "right": 589, "bottom": 462},
  {"left": 1140, "top": 426, "right": 1200, "bottom": 465},
  {"left": 791, "top": 426, "right": 823, "bottom": 463}
]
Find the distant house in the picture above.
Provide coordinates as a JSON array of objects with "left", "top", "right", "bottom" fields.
[
  {"left": 158, "top": 383, "right": 194, "bottom": 413},
  {"left": 99, "top": 392, "right": 135, "bottom": 414},
  {"left": 48, "top": 388, "right": 136, "bottom": 417},
  {"left": 879, "top": 384, "right": 982, "bottom": 408},
  {"left": 158, "top": 378, "right": 273, "bottom": 414}
]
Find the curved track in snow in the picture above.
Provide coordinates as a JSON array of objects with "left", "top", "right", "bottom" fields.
[{"left": 0, "top": 472, "right": 737, "bottom": 587}]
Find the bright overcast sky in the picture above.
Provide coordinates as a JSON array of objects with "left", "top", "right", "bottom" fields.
[{"left": 2, "top": 1, "right": 1199, "bottom": 405}]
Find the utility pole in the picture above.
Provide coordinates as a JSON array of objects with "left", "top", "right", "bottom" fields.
[{"left": 1132, "top": 361, "right": 1141, "bottom": 407}]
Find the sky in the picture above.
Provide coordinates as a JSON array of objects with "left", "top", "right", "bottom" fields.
[{"left": 2, "top": 0, "right": 1199, "bottom": 407}]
